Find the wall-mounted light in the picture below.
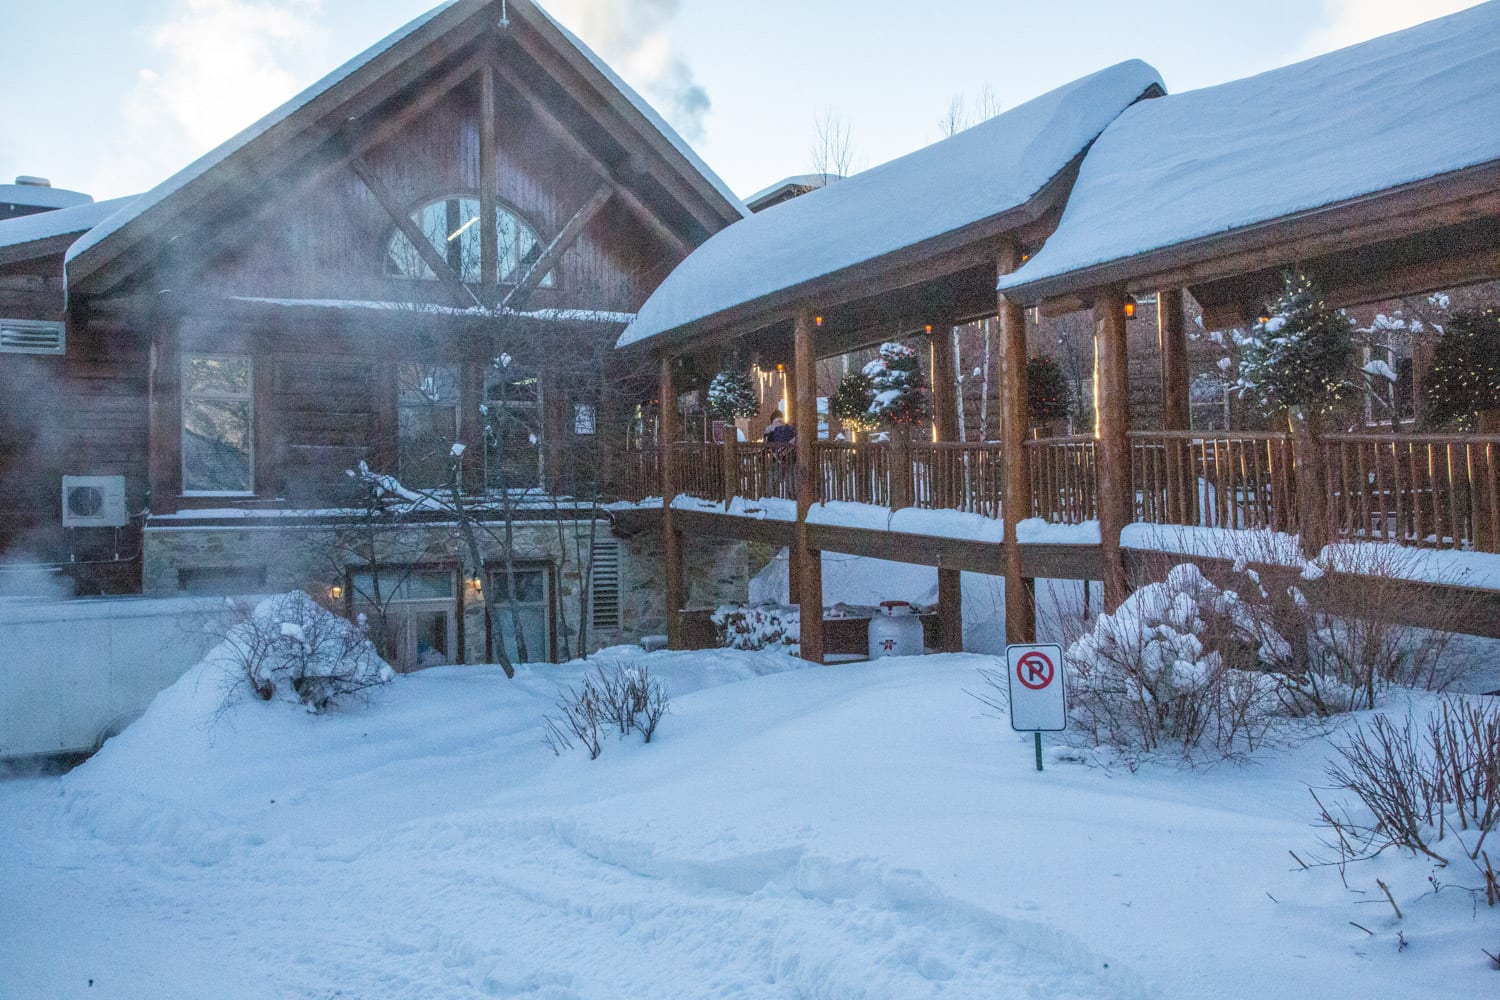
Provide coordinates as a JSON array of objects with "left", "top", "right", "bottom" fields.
[
  {"left": 924, "top": 324, "right": 933, "bottom": 335},
  {"left": 329, "top": 584, "right": 345, "bottom": 602},
  {"left": 1122, "top": 297, "right": 1138, "bottom": 319},
  {"left": 775, "top": 362, "right": 785, "bottom": 372},
  {"left": 814, "top": 315, "right": 824, "bottom": 327},
  {"left": 467, "top": 573, "right": 484, "bottom": 597}
]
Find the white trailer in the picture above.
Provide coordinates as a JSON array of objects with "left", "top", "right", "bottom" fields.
[{"left": 0, "top": 596, "right": 219, "bottom": 760}]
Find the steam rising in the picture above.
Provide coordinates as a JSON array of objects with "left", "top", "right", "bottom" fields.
[{"left": 547, "top": 0, "right": 712, "bottom": 141}]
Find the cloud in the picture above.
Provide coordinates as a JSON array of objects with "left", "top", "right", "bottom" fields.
[
  {"left": 545, "top": 0, "right": 711, "bottom": 141},
  {"left": 1299, "top": 0, "right": 1481, "bottom": 56},
  {"left": 101, "top": 0, "right": 329, "bottom": 194}
]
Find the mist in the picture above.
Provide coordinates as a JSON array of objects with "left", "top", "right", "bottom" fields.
[{"left": 548, "top": 0, "right": 712, "bottom": 141}]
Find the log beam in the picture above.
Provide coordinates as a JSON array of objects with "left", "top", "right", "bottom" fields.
[
  {"left": 660, "top": 355, "right": 685, "bottom": 649},
  {"left": 479, "top": 67, "right": 500, "bottom": 291},
  {"left": 500, "top": 183, "right": 613, "bottom": 313},
  {"left": 349, "top": 156, "right": 479, "bottom": 306},
  {"left": 998, "top": 245, "right": 1036, "bottom": 644},
  {"left": 1094, "top": 290, "right": 1132, "bottom": 611},
  {"left": 793, "top": 310, "right": 824, "bottom": 664}
]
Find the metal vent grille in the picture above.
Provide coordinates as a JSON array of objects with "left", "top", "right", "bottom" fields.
[
  {"left": 0, "top": 320, "right": 65, "bottom": 355},
  {"left": 590, "top": 538, "right": 621, "bottom": 631}
]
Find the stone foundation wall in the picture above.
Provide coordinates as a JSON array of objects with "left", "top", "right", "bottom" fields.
[{"left": 144, "top": 517, "right": 749, "bottom": 660}]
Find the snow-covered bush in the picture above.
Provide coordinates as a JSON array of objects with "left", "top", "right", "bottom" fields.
[
  {"left": 1316, "top": 698, "right": 1500, "bottom": 907},
  {"left": 1234, "top": 271, "right": 1356, "bottom": 418},
  {"left": 712, "top": 604, "right": 801, "bottom": 655},
  {"left": 1065, "top": 564, "right": 1279, "bottom": 762},
  {"left": 706, "top": 368, "right": 759, "bottom": 421},
  {"left": 543, "top": 661, "right": 671, "bottom": 758},
  {"left": 203, "top": 592, "right": 393, "bottom": 713},
  {"left": 863, "top": 342, "right": 930, "bottom": 427}
]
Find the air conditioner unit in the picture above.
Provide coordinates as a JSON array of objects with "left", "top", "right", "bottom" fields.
[{"left": 62, "top": 476, "right": 128, "bottom": 528}]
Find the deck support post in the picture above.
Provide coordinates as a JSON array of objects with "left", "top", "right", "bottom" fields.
[
  {"left": 659, "top": 355, "right": 685, "bottom": 650},
  {"left": 1158, "top": 289, "right": 1194, "bottom": 526},
  {"left": 1094, "top": 290, "right": 1132, "bottom": 611},
  {"left": 929, "top": 324, "right": 964, "bottom": 652},
  {"left": 794, "top": 310, "right": 824, "bottom": 664},
  {"left": 784, "top": 356, "right": 802, "bottom": 605},
  {"left": 998, "top": 246, "right": 1036, "bottom": 644}
]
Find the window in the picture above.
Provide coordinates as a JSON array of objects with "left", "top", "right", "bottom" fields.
[
  {"left": 385, "top": 197, "right": 553, "bottom": 286},
  {"left": 489, "top": 564, "right": 553, "bottom": 664},
  {"left": 349, "top": 568, "right": 458, "bottom": 672},
  {"left": 182, "top": 355, "right": 253, "bottom": 495},
  {"left": 398, "top": 362, "right": 461, "bottom": 489},
  {"left": 482, "top": 365, "right": 541, "bottom": 491}
]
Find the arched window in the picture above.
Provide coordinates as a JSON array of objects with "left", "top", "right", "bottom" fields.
[{"left": 385, "top": 196, "right": 554, "bottom": 287}]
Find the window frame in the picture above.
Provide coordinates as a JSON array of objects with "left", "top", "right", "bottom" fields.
[
  {"left": 383, "top": 194, "right": 556, "bottom": 288},
  {"left": 180, "top": 353, "right": 255, "bottom": 497}
]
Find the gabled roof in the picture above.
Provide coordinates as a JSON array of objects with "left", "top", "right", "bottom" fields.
[
  {"left": 998, "top": 2, "right": 1500, "bottom": 304},
  {"left": 745, "top": 174, "right": 841, "bottom": 213},
  {"left": 0, "top": 182, "right": 92, "bottom": 214},
  {"left": 64, "top": 0, "right": 744, "bottom": 295},
  {"left": 617, "top": 60, "right": 1163, "bottom": 351},
  {"left": 0, "top": 197, "right": 136, "bottom": 268}
]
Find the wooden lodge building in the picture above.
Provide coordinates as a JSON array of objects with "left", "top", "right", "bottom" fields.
[
  {"left": 0, "top": 0, "right": 751, "bottom": 669},
  {"left": 3, "top": 0, "right": 1500, "bottom": 671}
]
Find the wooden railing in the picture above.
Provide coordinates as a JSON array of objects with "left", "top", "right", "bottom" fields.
[
  {"left": 1027, "top": 436, "right": 1097, "bottom": 524},
  {"left": 817, "top": 442, "right": 890, "bottom": 507},
  {"left": 619, "top": 431, "right": 1500, "bottom": 552},
  {"left": 911, "top": 442, "right": 1006, "bottom": 519},
  {"left": 1321, "top": 434, "right": 1499, "bottom": 552},
  {"left": 1129, "top": 431, "right": 1295, "bottom": 533}
]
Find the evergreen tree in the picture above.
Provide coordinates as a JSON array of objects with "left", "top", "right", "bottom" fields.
[
  {"left": 829, "top": 371, "right": 877, "bottom": 432},
  {"left": 864, "top": 342, "right": 930, "bottom": 427},
  {"left": 1234, "top": 271, "right": 1356, "bottom": 418},
  {"left": 705, "top": 368, "right": 759, "bottom": 421},
  {"left": 1424, "top": 307, "right": 1500, "bottom": 430},
  {"left": 1026, "top": 355, "right": 1071, "bottom": 428}
]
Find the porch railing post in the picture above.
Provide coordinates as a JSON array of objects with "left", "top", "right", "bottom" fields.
[
  {"left": 659, "top": 355, "right": 685, "bottom": 649},
  {"left": 1094, "top": 290, "right": 1132, "bottom": 611},
  {"left": 793, "top": 310, "right": 824, "bottom": 663},
  {"left": 998, "top": 245, "right": 1036, "bottom": 643}
]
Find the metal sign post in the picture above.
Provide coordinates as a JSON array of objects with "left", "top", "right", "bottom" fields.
[{"left": 1005, "top": 643, "right": 1066, "bottom": 771}]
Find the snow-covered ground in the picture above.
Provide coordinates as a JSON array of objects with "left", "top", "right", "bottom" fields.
[{"left": 3, "top": 639, "right": 1496, "bottom": 998}]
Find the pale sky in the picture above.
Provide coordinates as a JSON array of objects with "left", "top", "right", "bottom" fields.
[{"left": 0, "top": 0, "right": 1486, "bottom": 203}]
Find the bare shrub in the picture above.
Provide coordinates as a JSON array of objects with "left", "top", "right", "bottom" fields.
[
  {"left": 543, "top": 661, "right": 671, "bottom": 757},
  {"left": 1063, "top": 564, "right": 1281, "bottom": 764},
  {"left": 203, "top": 592, "right": 393, "bottom": 713},
  {"left": 1315, "top": 698, "right": 1500, "bottom": 905}
]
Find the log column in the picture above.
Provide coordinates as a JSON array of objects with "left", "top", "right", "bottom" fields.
[
  {"left": 793, "top": 311, "right": 824, "bottom": 664},
  {"left": 998, "top": 245, "right": 1035, "bottom": 644},
  {"left": 659, "top": 355, "right": 686, "bottom": 649},
  {"left": 784, "top": 356, "right": 802, "bottom": 605},
  {"left": 929, "top": 324, "right": 964, "bottom": 652},
  {"left": 1094, "top": 290, "right": 1132, "bottom": 611},
  {"left": 1158, "top": 289, "right": 1193, "bottom": 526}
]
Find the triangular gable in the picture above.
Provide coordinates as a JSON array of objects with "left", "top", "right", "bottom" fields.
[{"left": 65, "top": 0, "right": 743, "bottom": 297}]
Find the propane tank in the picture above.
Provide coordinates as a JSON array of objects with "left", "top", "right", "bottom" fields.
[{"left": 867, "top": 600, "right": 924, "bottom": 660}]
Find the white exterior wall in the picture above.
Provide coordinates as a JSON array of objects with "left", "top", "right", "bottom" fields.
[{"left": 0, "top": 596, "right": 219, "bottom": 759}]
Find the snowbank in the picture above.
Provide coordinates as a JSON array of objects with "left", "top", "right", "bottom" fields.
[{"left": 2, "top": 649, "right": 1492, "bottom": 998}]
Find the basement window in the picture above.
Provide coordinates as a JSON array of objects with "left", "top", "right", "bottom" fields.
[{"left": 385, "top": 196, "right": 553, "bottom": 287}]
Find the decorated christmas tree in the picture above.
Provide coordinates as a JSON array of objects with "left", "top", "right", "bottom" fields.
[
  {"left": 829, "top": 371, "right": 877, "bottom": 433},
  {"left": 705, "top": 367, "right": 759, "bottom": 421},
  {"left": 1234, "top": 271, "right": 1356, "bottom": 418},
  {"left": 1424, "top": 307, "right": 1500, "bottom": 431},
  {"left": 863, "top": 342, "right": 930, "bottom": 428},
  {"left": 1026, "top": 355, "right": 1071, "bottom": 429}
]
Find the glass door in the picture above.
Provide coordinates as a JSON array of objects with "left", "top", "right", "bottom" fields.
[{"left": 488, "top": 565, "right": 552, "bottom": 665}]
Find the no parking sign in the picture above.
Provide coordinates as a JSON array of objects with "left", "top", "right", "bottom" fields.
[{"left": 1006, "top": 644, "right": 1066, "bottom": 733}]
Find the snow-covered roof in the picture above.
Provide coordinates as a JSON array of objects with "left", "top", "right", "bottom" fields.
[
  {"left": 67, "top": 0, "right": 744, "bottom": 281},
  {"left": 998, "top": 2, "right": 1500, "bottom": 299},
  {"left": 745, "top": 174, "right": 841, "bottom": 211},
  {"left": 0, "top": 183, "right": 92, "bottom": 213},
  {"left": 0, "top": 197, "right": 136, "bottom": 254},
  {"left": 617, "top": 60, "right": 1163, "bottom": 350}
]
